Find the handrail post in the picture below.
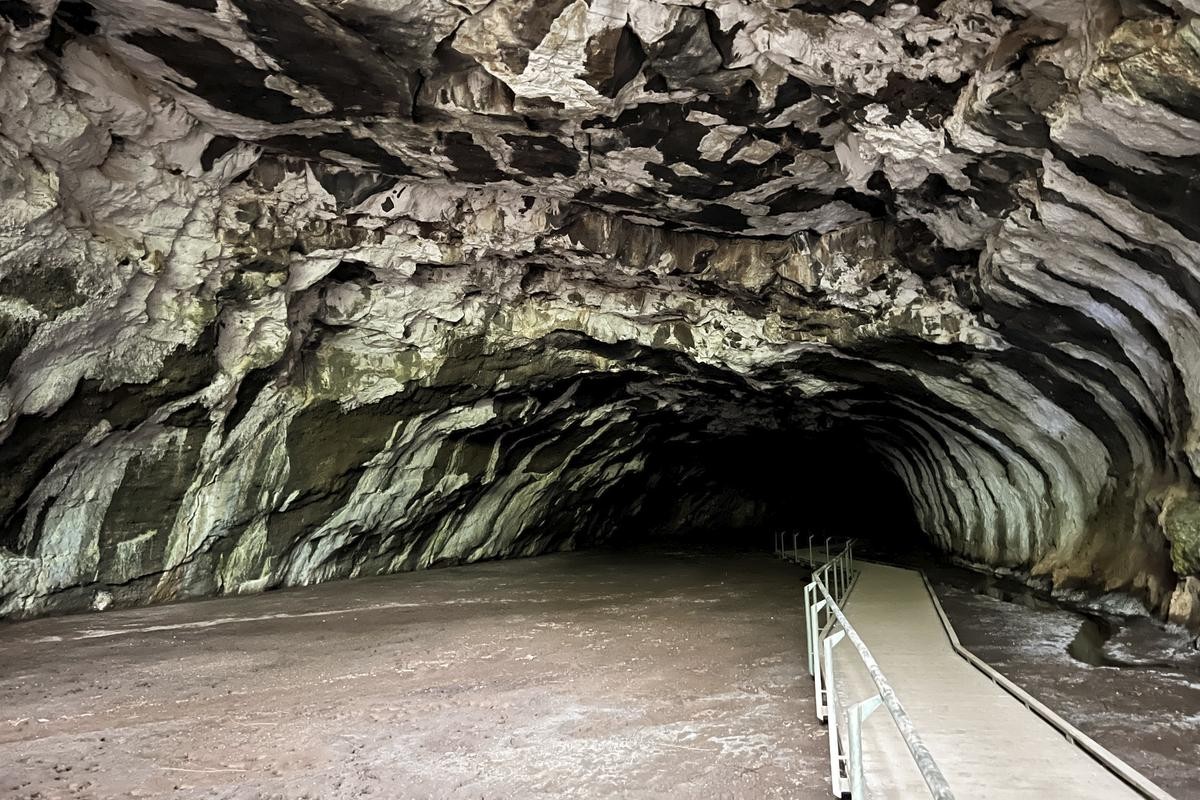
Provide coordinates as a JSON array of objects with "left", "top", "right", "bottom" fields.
[
  {"left": 824, "top": 629, "right": 847, "bottom": 797},
  {"left": 808, "top": 535, "right": 814, "bottom": 567},
  {"left": 793, "top": 532, "right": 799, "bottom": 562},
  {"left": 804, "top": 582, "right": 816, "bottom": 675},
  {"left": 812, "top": 598, "right": 828, "bottom": 719},
  {"left": 849, "top": 695, "right": 884, "bottom": 798},
  {"left": 825, "top": 536, "right": 831, "bottom": 566}
]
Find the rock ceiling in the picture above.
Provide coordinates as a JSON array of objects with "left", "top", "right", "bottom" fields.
[{"left": 0, "top": 0, "right": 1198, "bottom": 626}]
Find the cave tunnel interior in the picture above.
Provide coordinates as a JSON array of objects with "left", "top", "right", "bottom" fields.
[
  {"left": 4, "top": 0, "right": 1200, "bottom": 795},
  {"left": 2, "top": 0, "right": 1199, "bottom": 627}
]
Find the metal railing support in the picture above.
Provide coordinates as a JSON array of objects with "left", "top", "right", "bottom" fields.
[
  {"left": 803, "top": 583, "right": 816, "bottom": 673},
  {"left": 808, "top": 535, "right": 814, "bottom": 567},
  {"left": 849, "top": 694, "right": 884, "bottom": 798},
  {"left": 812, "top": 598, "right": 829, "bottom": 719},
  {"left": 824, "top": 629, "right": 848, "bottom": 797}
]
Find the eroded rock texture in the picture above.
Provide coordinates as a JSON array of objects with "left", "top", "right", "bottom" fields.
[{"left": 1, "top": 0, "right": 1198, "bottom": 622}]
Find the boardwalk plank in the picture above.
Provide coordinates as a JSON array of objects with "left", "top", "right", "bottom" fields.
[{"left": 832, "top": 562, "right": 1140, "bottom": 800}]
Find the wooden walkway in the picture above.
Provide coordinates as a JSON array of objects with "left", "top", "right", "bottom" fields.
[{"left": 831, "top": 561, "right": 1142, "bottom": 799}]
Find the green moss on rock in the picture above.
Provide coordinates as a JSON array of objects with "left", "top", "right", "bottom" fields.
[{"left": 1163, "top": 496, "right": 1200, "bottom": 576}]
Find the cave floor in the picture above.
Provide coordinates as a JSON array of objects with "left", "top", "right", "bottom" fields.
[{"left": 0, "top": 549, "right": 827, "bottom": 799}]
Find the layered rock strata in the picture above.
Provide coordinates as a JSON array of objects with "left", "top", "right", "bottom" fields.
[{"left": 0, "top": 0, "right": 1198, "bottom": 624}]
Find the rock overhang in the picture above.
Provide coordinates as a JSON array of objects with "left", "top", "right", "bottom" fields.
[{"left": 0, "top": 0, "right": 1198, "bottom": 627}]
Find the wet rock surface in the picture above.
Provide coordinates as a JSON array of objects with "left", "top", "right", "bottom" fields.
[{"left": 0, "top": 0, "right": 1199, "bottom": 620}]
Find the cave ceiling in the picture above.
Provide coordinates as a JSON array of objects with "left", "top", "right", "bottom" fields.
[{"left": 1, "top": 0, "right": 1200, "bottom": 624}]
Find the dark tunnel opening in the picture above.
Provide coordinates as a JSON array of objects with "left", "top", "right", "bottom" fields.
[{"left": 592, "top": 425, "right": 927, "bottom": 558}]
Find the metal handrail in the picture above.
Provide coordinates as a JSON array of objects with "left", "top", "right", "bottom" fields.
[
  {"left": 774, "top": 531, "right": 850, "bottom": 569},
  {"left": 919, "top": 573, "right": 1176, "bottom": 800},
  {"left": 804, "top": 543, "right": 955, "bottom": 799}
]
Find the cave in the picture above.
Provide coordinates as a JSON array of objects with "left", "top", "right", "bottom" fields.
[{"left": 1, "top": 0, "right": 1200, "bottom": 797}]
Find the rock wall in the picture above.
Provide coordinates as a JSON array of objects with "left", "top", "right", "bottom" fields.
[{"left": 0, "top": 0, "right": 1198, "bottom": 624}]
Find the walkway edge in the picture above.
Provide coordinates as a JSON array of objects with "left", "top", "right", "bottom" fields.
[{"left": 917, "top": 572, "right": 1178, "bottom": 800}]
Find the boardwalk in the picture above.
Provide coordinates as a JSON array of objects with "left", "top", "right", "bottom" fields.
[{"left": 832, "top": 561, "right": 1142, "bottom": 800}]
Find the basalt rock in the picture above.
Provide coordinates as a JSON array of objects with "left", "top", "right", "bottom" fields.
[{"left": 0, "top": 0, "right": 1198, "bottom": 625}]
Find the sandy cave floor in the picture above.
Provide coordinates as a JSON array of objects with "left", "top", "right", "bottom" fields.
[{"left": 0, "top": 550, "right": 829, "bottom": 800}]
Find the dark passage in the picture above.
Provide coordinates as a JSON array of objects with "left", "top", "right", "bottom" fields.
[{"left": 602, "top": 428, "right": 925, "bottom": 554}]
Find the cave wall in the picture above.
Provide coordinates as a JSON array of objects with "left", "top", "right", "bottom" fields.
[{"left": 1, "top": 0, "right": 1199, "bottom": 624}]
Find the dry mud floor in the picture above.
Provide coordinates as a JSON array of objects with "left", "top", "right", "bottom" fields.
[{"left": 0, "top": 549, "right": 828, "bottom": 800}]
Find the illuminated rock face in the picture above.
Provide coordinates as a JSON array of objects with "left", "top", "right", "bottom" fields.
[{"left": 0, "top": 0, "right": 1198, "bottom": 623}]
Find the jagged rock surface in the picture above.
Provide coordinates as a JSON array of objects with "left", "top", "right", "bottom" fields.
[{"left": 0, "top": 0, "right": 1198, "bottom": 623}]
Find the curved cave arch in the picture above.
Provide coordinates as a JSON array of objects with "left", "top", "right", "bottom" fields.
[{"left": 0, "top": 0, "right": 1198, "bottom": 632}]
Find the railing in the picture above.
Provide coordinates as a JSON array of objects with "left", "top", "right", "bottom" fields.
[
  {"left": 775, "top": 538, "right": 1175, "bottom": 800},
  {"left": 920, "top": 574, "right": 1176, "bottom": 800},
  {"left": 774, "top": 531, "right": 839, "bottom": 568},
  {"left": 791, "top": 539, "right": 955, "bottom": 799}
]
